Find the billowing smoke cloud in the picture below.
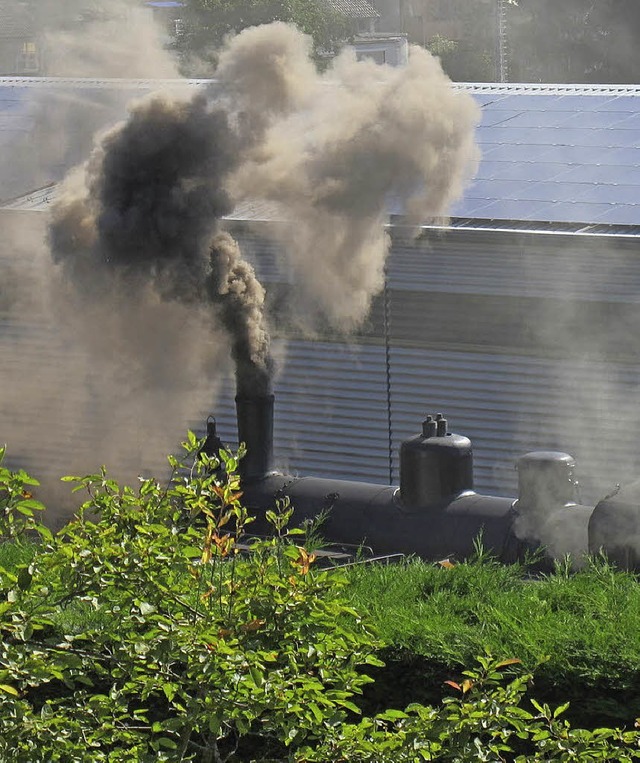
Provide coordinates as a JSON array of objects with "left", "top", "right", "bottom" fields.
[
  {"left": 0, "top": 2, "right": 226, "bottom": 519},
  {"left": 50, "top": 90, "right": 273, "bottom": 397},
  {"left": 51, "top": 21, "right": 477, "bottom": 394},
  {"left": 227, "top": 30, "right": 480, "bottom": 329},
  {"left": 43, "top": 1, "right": 178, "bottom": 80},
  {"left": 3, "top": 20, "right": 479, "bottom": 520}
]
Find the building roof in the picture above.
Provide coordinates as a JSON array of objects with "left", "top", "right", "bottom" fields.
[
  {"left": 2, "top": 78, "right": 640, "bottom": 233},
  {"left": 323, "top": 0, "right": 380, "bottom": 20},
  {"left": 450, "top": 83, "right": 640, "bottom": 230},
  {"left": 0, "top": 2, "right": 35, "bottom": 39}
]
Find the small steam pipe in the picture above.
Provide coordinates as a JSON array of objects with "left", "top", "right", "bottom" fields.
[{"left": 235, "top": 394, "right": 275, "bottom": 482}]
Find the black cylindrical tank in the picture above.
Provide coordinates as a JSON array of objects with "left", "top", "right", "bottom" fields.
[
  {"left": 400, "top": 414, "right": 473, "bottom": 508},
  {"left": 242, "top": 474, "right": 514, "bottom": 560},
  {"left": 515, "top": 451, "right": 577, "bottom": 515},
  {"left": 589, "top": 481, "right": 640, "bottom": 570},
  {"left": 511, "top": 451, "right": 590, "bottom": 565}
]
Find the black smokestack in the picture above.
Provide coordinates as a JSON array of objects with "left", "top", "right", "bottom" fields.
[{"left": 235, "top": 394, "right": 275, "bottom": 481}]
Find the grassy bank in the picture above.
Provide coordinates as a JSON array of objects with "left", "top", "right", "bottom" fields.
[{"left": 344, "top": 553, "right": 640, "bottom": 726}]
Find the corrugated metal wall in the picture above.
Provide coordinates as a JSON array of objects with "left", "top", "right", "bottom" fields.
[
  {"left": 217, "top": 225, "right": 640, "bottom": 501},
  {"left": 3, "top": 214, "right": 640, "bottom": 507}
]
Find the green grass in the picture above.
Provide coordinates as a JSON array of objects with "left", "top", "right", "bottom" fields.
[{"left": 344, "top": 554, "right": 640, "bottom": 726}]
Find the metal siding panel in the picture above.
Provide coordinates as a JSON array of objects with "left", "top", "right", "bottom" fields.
[
  {"left": 387, "top": 231, "right": 640, "bottom": 303},
  {"left": 210, "top": 340, "right": 391, "bottom": 485}
]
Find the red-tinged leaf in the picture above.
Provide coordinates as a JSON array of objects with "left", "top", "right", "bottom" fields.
[
  {"left": 293, "top": 547, "right": 317, "bottom": 575},
  {"left": 240, "top": 619, "right": 266, "bottom": 633},
  {"left": 495, "top": 658, "right": 522, "bottom": 669},
  {"left": 444, "top": 680, "right": 462, "bottom": 692}
]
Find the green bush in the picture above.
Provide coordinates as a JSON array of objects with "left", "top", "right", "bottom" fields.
[
  {"left": 1, "top": 440, "right": 640, "bottom": 761},
  {"left": 0, "top": 436, "right": 381, "bottom": 762},
  {"left": 308, "top": 654, "right": 640, "bottom": 762}
]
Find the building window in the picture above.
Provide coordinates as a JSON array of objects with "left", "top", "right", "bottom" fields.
[
  {"left": 17, "top": 41, "right": 39, "bottom": 73},
  {"left": 357, "top": 49, "right": 386, "bottom": 65}
]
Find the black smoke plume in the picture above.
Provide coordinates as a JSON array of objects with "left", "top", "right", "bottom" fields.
[{"left": 49, "top": 92, "right": 273, "bottom": 396}]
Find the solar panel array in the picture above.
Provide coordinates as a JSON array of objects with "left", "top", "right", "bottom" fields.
[
  {"left": 453, "top": 87, "right": 640, "bottom": 226},
  {"left": 1, "top": 78, "right": 640, "bottom": 228}
]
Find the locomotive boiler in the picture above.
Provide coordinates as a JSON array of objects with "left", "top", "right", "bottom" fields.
[{"left": 201, "top": 392, "right": 640, "bottom": 570}]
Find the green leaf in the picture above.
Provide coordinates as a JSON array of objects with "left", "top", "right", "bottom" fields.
[
  {"left": 249, "top": 665, "right": 264, "bottom": 688},
  {"left": 16, "top": 568, "right": 32, "bottom": 591},
  {"left": 139, "top": 601, "right": 156, "bottom": 616},
  {"left": 0, "top": 684, "right": 19, "bottom": 697}
]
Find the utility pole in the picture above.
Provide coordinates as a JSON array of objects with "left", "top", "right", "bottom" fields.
[{"left": 496, "top": 0, "right": 509, "bottom": 81}]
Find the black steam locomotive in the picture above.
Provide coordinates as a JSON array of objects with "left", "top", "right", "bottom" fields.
[{"left": 202, "top": 394, "right": 640, "bottom": 570}]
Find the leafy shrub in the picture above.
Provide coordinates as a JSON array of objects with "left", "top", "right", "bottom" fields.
[
  {"left": 1, "top": 440, "right": 640, "bottom": 761},
  {"left": 0, "top": 445, "right": 47, "bottom": 544},
  {"left": 308, "top": 654, "right": 640, "bottom": 762},
  {"left": 0, "top": 436, "right": 381, "bottom": 762}
]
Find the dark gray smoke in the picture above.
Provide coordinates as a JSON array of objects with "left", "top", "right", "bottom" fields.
[
  {"left": 49, "top": 92, "right": 273, "bottom": 396},
  {"left": 207, "top": 232, "right": 272, "bottom": 396}
]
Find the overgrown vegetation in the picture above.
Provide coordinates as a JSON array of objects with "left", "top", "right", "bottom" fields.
[
  {"left": 2, "top": 441, "right": 640, "bottom": 760},
  {"left": 346, "top": 549, "right": 640, "bottom": 728}
]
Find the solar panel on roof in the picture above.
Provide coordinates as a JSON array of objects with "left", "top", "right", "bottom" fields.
[
  {"left": 595, "top": 205, "right": 640, "bottom": 224},
  {"left": 577, "top": 184, "right": 640, "bottom": 205},
  {"left": 612, "top": 113, "right": 640, "bottom": 130},
  {"left": 593, "top": 96, "right": 640, "bottom": 111},
  {"left": 557, "top": 111, "right": 634, "bottom": 129},
  {"left": 530, "top": 201, "right": 617, "bottom": 223},
  {"left": 478, "top": 126, "right": 576, "bottom": 145},
  {"left": 484, "top": 162, "right": 575, "bottom": 182},
  {"left": 536, "top": 145, "right": 602, "bottom": 163},
  {"left": 2, "top": 79, "right": 640, "bottom": 230},
  {"left": 449, "top": 197, "right": 497, "bottom": 217},
  {"left": 486, "top": 95, "right": 562, "bottom": 110},
  {"left": 469, "top": 198, "right": 547, "bottom": 220},
  {"left": 513, "top": 181, "right": 598, "bottom": 203},
  {"left": 608, "top": 147, "right": 640, "bottom": 166},
  {"left": 558, "top": 164, "right": 640, "bottom": 184},
  {"left": 480, "top": 144, "right": 544, "bottom": 161},
  {"left": 479, "top": 109, "right": 523, "bottom": 127},
  {"left": 496, "top": 111, "right": 572, "bottom": 128},
  {"left": 472, "top": 94, "right": 508, "bottom": 106},
  {"left": 554, "top": 95, "right": 620, "bottom": 110}
]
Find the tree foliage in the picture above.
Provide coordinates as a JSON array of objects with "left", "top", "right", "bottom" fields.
[
  {"left": 175, "top": 0, "right": 351, "bottom": 72},
  {"left": 0, "top": 438, "right": 381, "bottom": 761},
  {"left": 508, "top": 0, "right": 640, "bottom": 83}
]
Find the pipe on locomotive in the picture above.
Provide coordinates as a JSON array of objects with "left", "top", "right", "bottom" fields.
[{"left": 201, "top": 394, "right": 636, "bottom": 570}]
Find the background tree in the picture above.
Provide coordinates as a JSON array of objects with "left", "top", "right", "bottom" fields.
[
  {"left": 175, "top": 0, "right": 352, "bottom": 73},
  {"left": 508, "top": 0, "right": 640, "bottom": 83}
]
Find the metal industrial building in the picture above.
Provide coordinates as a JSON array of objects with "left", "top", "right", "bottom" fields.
[{"left": 2, "top": 77, "right": 640, "bottom": 504}]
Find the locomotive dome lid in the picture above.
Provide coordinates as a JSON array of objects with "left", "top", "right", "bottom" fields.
[{"left": 516, "top": 451, "right": 575, "bottom": 466}]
